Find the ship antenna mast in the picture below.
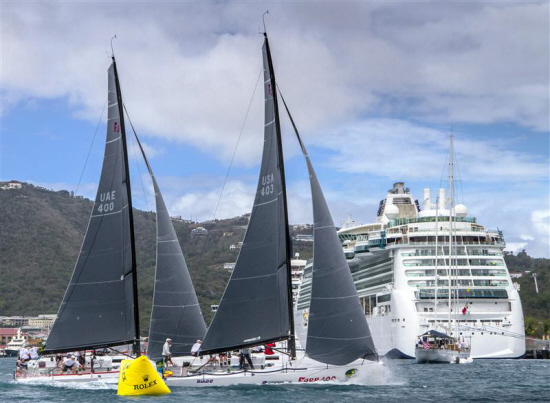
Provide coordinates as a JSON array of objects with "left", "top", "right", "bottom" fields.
[{"left": 448, "top": 132, "right": 456, "bottom": 335}]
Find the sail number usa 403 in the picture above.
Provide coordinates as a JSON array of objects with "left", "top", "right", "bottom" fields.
[
  {"left": 97, "top": 190, "right": 116, "bottom": 213},
  {"left": 260, "top": 173, "right": 274, "bottom": 197}
]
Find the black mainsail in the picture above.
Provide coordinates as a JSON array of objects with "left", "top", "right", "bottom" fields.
[
  {"left": 200, "top": 33, "right": 294, "bottom": 356},
  {"left": 44, "top": 59, "right": 140, "bottom": 355},
  {"left": 130, "top": 131, "right": 207, "bottom": 361},
  {"left": 279, "top": 95, "right": 377, "bottom": 365}
]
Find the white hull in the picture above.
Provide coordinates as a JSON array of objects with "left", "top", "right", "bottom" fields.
[
  {"left": 365, "top": 283, "right": 526, "bottom": 359},
  {"left": 166, "top": 356, "right": 387, "bottom": 387},
  {"left": 14, "top": 354, "right": 128, "bottom": 383},
  {"left": 415, "top": 348, "right": 471, "bottom": 364},
  {"left": 14, "top": 370, "right": 120, "bottom": 383}
]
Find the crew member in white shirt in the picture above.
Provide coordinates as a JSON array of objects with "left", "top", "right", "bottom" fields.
[
  {"left": 162, "top": 338, "right": 174, "bottom": 368},
  {"left": 29, "top": 346, "right": 39, "bottom": 360},
  {"left": 190, "top": 340, "right": 202, "bottom": 357},
  {"left": 19, "top": 347, "right": 30, "bottom": 361}
]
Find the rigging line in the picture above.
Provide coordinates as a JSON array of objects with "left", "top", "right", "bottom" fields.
[
  {"left": 123, "top": 106, "right": 150, "bottom": 212},
  {"left": 47, "top": 98, "right": 107, "bottom": 279},
  {"left": 195, "top": 66, "right": 263, "bottom": 274},
  {"left": 454, "top": 138, "right": 466, "bottom": 205}
]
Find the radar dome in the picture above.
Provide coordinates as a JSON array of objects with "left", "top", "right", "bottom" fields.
[
  {"left": 385, "top": 203, "right": 399, "bottom": 220},
  {"left": 455, "top": 204, "right": 468, "bottom": 218}
]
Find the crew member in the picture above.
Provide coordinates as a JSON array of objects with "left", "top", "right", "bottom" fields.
[
  {"left": 239, "top": 347, "right": 254, "bottom": 370},
  {"left": 19, "top": 347, "right": 30, "bottom": 361},
  {"left": 264, "top": 343, "right": 275, "bottom": 355},
  {"left": 162, "top": 338, "right": 174, "bottom": 368},
  {"left": 190, "top": 340, "right": 202, "bottom": 357},
  {"left": 62, "top": 355, "right": 77, "bottom": 374},
  {"left": 29, "top": 346, "right": 39, "bottom": 360}
]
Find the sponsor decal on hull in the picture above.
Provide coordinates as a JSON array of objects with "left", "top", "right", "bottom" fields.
[
  {"left": 298, "top": 376, "right": 336, "bottom": 383},
  {"left": 197, "top": 379, "right": 213, "bottom": 384},
  {"left": 345, "top": 369, "right": 357, "bottom": 379}
]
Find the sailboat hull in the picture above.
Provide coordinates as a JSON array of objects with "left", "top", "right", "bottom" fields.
[
  {"left": 415, "top": 348, "right": 471, "bottom": 364},
  {"left": 165, "top": 356, "right": 387, "bottom": 387},
  {"left": 13, "top": 354, "right": 129, "bottom": 383}
]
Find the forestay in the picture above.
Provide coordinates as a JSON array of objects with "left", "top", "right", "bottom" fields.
[
  {"left": 44, "top": 62, "right": 137, "bottom": 354},
  {"left": 200, "top": 36, "right": 292, "bottom": 355},
  {"left": 279, "top": 94, "right": 377, "bottom": 366}
]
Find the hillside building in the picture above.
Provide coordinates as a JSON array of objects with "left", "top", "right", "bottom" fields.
[
  {"left": 0, "top": 181, "right": 22, "bottom": 190},
  {"left": 191, "top": 226, "right": 208, "bottom": 237}
]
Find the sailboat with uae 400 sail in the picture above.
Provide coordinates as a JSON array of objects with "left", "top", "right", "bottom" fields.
[{"left": 15, "top": 51, "right": 205, "bottom": 383}]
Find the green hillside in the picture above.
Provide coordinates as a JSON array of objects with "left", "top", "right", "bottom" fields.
[
  {"left": 2, "top": 181, "right": 547, "bottom": 338},
  {"left": 504, "top": 251, "right": 550, "bottom": 337},
  {"left": 0, "top": 182, "right": 312, "bottom": 334}
]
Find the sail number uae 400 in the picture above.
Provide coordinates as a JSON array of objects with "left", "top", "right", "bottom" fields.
[
  {"left": 97, "top": 191, "right": 116, "bottom": 213},
  {"left": 260, "top": 173, "right": 274, "bottom": 197}
]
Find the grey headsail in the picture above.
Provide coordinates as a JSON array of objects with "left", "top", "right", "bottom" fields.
[
  {"left": 279, "top": 93, "right": 377, "bottom": 365},
  {"left": 129, "top": 127, "right": 207, "bottom": 361},
  {"left": 44, "top": 59, "right": 139, "bottom": 354},
  {"left": 200, "top": 34, "right": 294, "bottom": 355}
]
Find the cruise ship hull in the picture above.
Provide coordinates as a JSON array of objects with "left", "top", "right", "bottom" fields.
[
  {"left": 295, "top": 183, "right": 526, "bottom": 360},
  {"left": 366, "top": 305, "right": 525, "bottom": 360}
]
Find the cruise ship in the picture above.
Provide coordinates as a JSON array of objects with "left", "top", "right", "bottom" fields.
[{"left": 296, "top": 182, "right": 525, "bottom": 359}]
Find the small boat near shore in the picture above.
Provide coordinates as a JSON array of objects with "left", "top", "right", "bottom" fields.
[
  {"left": 3, "top": 329, "right": 27, "bottom": 358},
  {"left": 415, "top": 330, "right": 471, "bottom": 364}
]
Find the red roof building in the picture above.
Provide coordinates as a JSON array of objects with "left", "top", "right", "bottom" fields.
[{"left": 0, "top": 328, "right": 19, "bottom": 344}]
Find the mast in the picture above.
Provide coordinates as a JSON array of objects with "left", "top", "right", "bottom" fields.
[
  {"left": 199, "top": 33, "right": 295, "bottom": 356},
  {"left": 112, "top": 56, "right": 140, "bottom": 356},
  {"left": 434, "top": 192, "right": 439, "bottom": 327},
  {"left": 264, "top": 32, "right": 296, "bottom": 358},
  {"left": 447, "top": 133, "right": 454, "bottom": 334}
]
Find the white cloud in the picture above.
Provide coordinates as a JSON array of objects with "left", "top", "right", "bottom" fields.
[
  {"left": 2, "top": 1, "right": 548, "bottom": 166},
  {"left": 3, "top": 2, "right": 549, "bottom": 258},
  {"left": 168, "top": 180, "right": 255, "bottom": 222},
  {"left": 505, "top": 242, "right": 528, "bottom": 255},
  {"left": 314, "top": 118, "right": 548, "bottom": 183}
]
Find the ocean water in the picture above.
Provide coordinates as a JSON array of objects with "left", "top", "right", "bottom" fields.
[{"left": 0, "top": 357, "right": 547, "bottom": 402}]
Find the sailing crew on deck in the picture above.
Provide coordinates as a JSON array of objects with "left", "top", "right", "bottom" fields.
[
  {"left": 18, "top": 347, "right": 30, "bottom": 373},
  {"left": 55, "top": 354, "right": 63, "bottom": 368},
  {"left": 62, "top": 355, "right": 77, "bottom": 373},
  {"left": 264, "top": 343, "right": 275, "bottom": 355},
  {"left": 162, "top": 338, "right": 174, "bottom": 368},
  {"left": 29, "top": 346, "right": 39, "bottom": 360},
  {"left": 239, "top": 347, "right": 254, "bottom": 370},
  {"left": 19, "top": 347, "right": 30, "bottom": 361},
  {"left": 190, "top": 340, "right": 201, "bottom": 357},
  {"left": 219, "top": 351, "right": 228, "bottom": 366},
  {"left": 77, "top": 350, "right": 85, "bottom": 367}
]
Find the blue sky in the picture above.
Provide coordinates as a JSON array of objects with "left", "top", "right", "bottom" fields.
[{"left": 1, "top": 1, "right": 549, "bottom": 257}]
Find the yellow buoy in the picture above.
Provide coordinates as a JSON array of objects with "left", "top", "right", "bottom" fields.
[{"left": 117, "top": 356, "right": 171, "bottom": 396}]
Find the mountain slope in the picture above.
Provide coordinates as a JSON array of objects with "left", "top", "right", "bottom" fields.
[{"left": 0, "top": 182, "right": 312, "bottom": 334}]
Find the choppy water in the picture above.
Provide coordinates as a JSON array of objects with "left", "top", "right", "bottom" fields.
[{"left": 0, "top": 357, "right": 548, "bottom": 402}]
